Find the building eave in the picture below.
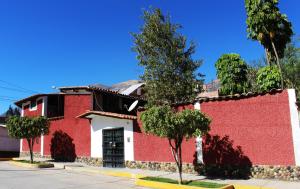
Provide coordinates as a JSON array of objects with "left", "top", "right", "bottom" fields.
[
  {"left": 14, "top": 93, "right": 63, "bottom": 107},
  {"left": 77, "top": 111, "right": 137, "bottom": 120},
  {"left": 59, "top": 85, "right": 145, "bottom": 100}
]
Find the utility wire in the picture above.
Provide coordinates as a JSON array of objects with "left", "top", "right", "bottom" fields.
[
  {"left": 0, "top": 85, "right": 36, "bottom": 94},
  {"left": 0, "top": 79, "right": 39, "bottom": 94},
  {"left": 0, "top": 95, "right": 18, "bottom": 99},
  {"left": 0, "top": 98, "right": 17, "bottom": 102}
]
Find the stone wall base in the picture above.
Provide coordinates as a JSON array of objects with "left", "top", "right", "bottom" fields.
[
  {"left": 19, "top": 152, "right": 300, "bottom": 181},
  {"left": 125, "top": 160, "right": 196, "bottom": 174},
  {"left": 251, "top": 165, "right": 300, "bottom": 181},
  {"left": 19, "top": 152, "right": 102, "bottom": 166}
]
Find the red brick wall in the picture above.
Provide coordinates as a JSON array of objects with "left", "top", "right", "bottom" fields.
[
  {"left": 201, "top": 90, "right": 295, "bottom": 165},
  {"left": 22, "top": 94, "right": 92, "bottom": 157},
  {"left": 22, "top": 99, "right": 44, "bottom": 153},
  {"left": 133, "top": 90, "right": 295, "bottom": 165},
  {"left": 134, "top": 104, "right": 196, "bottom": 163},
  {"left": 23, "top": 99, "right": 43, "bottom": 117},
  {"left": 43, "top": 94, "right": 92, "bottom": 157}
]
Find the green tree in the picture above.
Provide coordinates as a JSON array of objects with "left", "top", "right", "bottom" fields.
[
  {"left": 256, "top": 65, "right": 281, "bottom": 91},
  {"left": 141, "top": 106, "right": 210, "bottom": 184},
  {"left": 280, "top": 41, "right": 300, "bottom": 98},
  {"left": 245, "top": 0, "right": 293, "bottom": 88},
  {"left": 6, "top": 116, "right": 49, "bottom": 163},
  {"left": 247, "top": 58, "right": 266, "bottom": 92},
  {"left": 6, "top": 105, "right": 20, "bottom": 117},
  {"left": 215, "top": 54, "right": 249, "bottom": 95},
  {"left": 132, "top": 8, "right": 211, "bottom": 184},
  {"left": 132, "top": 8, "right": 204, "bottom": 106}
]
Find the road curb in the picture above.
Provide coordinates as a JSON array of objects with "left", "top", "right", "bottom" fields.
[
  {"left": 0, "top": 158, "right": 13, "bottom": 161},
  {"left": 232, "top": 184, "right": 274, "bottom": 189},
  {"left": 64, "top": 165, "right": 143, "bottom": 179},
  {"left": 63, "top": 165, "right": 275, "bottom": 189},
  {"left": 9, "top": 160, "right": 54, "bottom": 168},
  {"left": 135, "top": 179, "right": 234, "bottom": 189}
]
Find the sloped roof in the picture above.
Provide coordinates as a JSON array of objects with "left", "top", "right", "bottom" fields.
[
  {"left": 120, "top": 83, "right": 145, "bottom": 95},
  {"left": 59, "top": 80, "right": 145, "bottom": 100},
  {"left": 14, "top": 93, "right": 62, "bottom": 107},
  {"left": 78, "top": 111, "right": 137, "bottom": 120},
  {"left": 65, "top": 80, "right": 143, "bottom": 94},
  {"left": 110, "top": 80, "right": 143, "bottom": 93},
  {"left": 87, "top": 86, "right": 144, "bottom": 100}
]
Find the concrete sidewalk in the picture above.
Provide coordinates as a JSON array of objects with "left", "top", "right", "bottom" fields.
[
  {"left": 15, "top": 157, "right": 300, "bottom": 189},
  {"left": 62, "top": 166, "right": 300, "bottom": 189}
]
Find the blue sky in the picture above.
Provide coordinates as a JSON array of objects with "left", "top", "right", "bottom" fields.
[{"left": 0, "top": 0, "right": 299, "bottom": 113}]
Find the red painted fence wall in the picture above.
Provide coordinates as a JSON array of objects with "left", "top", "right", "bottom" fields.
[
  {"left": 134, "top": 104, "right": 197, "bottom": 163},
  {"left": 134, "top": 90, "right": 295, "bottom": 166},
  {"left": 201, "top": 91, "right": 294, "bottom": 166}
]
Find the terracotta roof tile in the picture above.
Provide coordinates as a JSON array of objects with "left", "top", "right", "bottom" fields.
[{"left": 173, "top": 89, "right": 284, "bottom": 106}]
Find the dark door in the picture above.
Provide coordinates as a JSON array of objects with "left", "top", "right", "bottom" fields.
[{"left": 102, "top": 128, "right": 124, "bottom": 167}]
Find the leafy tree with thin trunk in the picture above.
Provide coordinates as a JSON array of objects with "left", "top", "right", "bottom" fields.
[
  {"left": 6, "top": 116, "right": 49, "bottom": 163},
  {"left": 132, "top": 8, "right": 204, "bottom": 106},
  {"left": 132, "top": 8, "right": 211, "bottom": 184},
  {"left": 245, "top": 0, "right": 293, "bottom": 88},
  {"left": 215, "top": 54, "right": 249, "bottom": 95},
  {"left": 141, "top": 106, "right": 210, "bottom": 184}
]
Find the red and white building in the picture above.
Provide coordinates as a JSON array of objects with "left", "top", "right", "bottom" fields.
[{"left": 15, "top": 81, "right": 300, "bottom": 168}]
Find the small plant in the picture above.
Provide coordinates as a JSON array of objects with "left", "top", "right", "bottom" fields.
[
  {"left": 141, "top": 106, "right": 210, "bottom": 184},
  {"left": 6, "top": 116, "right": 49, "bottom": 163},
  {"left": 50, "top": 130, "right": 76, "bottom": 162},
  {"left": 256, "top": 65, "right": 281, "bottom": 91}
]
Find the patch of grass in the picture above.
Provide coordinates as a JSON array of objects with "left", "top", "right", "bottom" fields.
[
  {"left": 186, "top": 181, "right": 226, "bottom": 188},
  {"left": 142, "top": 177, "right": 178, "bottom": 184},
  {"left": 141, "top": 176, "right": 226, "bottom": 188},
  {"left": 13, "top": 160, "right": 49, "bottom": 165}
]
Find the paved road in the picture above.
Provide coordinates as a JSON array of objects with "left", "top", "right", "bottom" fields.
[{"left": 0, "top": 162, "right": 147, "bottom": 189}]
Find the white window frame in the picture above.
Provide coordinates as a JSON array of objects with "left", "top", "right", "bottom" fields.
[
  {"left": 29, "top": 100, "right": 37, "bottom": 111},
  {"left": 27, "top": 97, "right": 44, "bottom": 111}
]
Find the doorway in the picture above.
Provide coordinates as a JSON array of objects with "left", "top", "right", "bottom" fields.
[{"left": 102, "top": 128, "right": 124, "bottom": 167}]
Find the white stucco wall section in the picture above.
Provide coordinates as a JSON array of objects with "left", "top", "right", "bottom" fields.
[
  {"left": 40, "top": 96, "right": 47, "bottom": 156},
  {"left": 288, "top": 89, "right": 300, "bottom": 166},
  {"left": 194, "top": 101, "right": 203, "bottom": 164},
  {"left": 90, "top": 116, "right": 134, "bottom": 161}
]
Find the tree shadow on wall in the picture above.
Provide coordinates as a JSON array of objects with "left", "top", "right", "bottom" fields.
[
  {"left": 50, "top": 130, "right": 76, "bottom": 162},
  {"left": 194, "top": 134, "right": 252, "bottom": 179}
]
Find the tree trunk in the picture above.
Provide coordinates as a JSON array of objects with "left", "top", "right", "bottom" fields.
[
  {"left": 178, "top": 145, "right": 183, "bottom": 185},
  {"left": 271, "top": 40, "right": 284, "bottom": 89},
  {"left": 27, "top": 139, "right": 33, "bottom": 164},
  {"left": 265, "top": 48, "right": 270, "bottom": 65},
  {"left": 169, "top": 139, "right": 183, "bottom": 184}
]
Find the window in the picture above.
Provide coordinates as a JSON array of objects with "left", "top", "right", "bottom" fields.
[{"left": 30, "top": 100, "right": 37, "bottom": 111}]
